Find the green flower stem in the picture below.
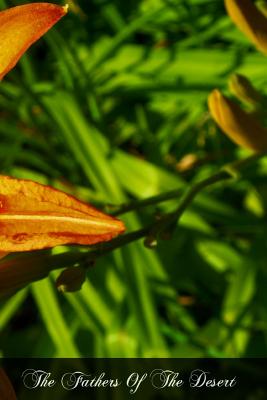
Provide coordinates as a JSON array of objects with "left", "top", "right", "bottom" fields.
[
  {"left": 173, "top": 152, "right": 266, "bottom": 219},
  {"left": 85, "top": 227, "right": 151, "bottom": 262},
  {"left": 110, "top": 187, "right": 183, "bottom": 216},
  {"left": 103, "top": 151, "right": 267, "bottom": 250},
  {"left": 110, "top": 150, "right": 265, "bottom": 221}
]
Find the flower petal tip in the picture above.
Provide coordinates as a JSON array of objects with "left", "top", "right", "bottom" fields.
[{"left": 0, "top": 3, "right": 67, "bottom": 80}]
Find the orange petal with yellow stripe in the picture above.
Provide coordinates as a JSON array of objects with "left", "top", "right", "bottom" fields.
[
  {"left": 0, "top": 175, "right": 125, "bottom": 252},
  {"left": 0, "top": 3, "right": 67, "bottom": 80}
]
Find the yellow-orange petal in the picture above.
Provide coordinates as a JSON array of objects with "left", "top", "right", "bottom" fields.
[
  {"left": 208, "top": 89, "right": 267, "bottom": 152},
  {"left": 225, "top": 0, "right": 267, "bottom": 55},
  {"left": 0, "top": 175, "right": 125, "bottom": 252},
  {"left": 229, "top": 73, "right": 262, "bottom": 105},
  {"left": 0, "top": 3, "right": 67, "bottom": 80}
]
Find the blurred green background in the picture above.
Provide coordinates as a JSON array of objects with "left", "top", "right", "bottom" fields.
[{"left": 1, "top": 0, "right": 267, "bottom": 358}]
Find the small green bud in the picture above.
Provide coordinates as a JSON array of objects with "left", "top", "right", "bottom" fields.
[
  {"left": 56, "top": 266, "right": 86, "bottom": 293},
  {"left": 144, "top": 235, "right": 158, "bottom": 249}
]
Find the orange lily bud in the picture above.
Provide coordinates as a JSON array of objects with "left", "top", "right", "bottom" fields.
[
  {"left": 229, "top": 73, "right": 262, "bottom": 105},
  {"left": 0, "top": 3, "right": 68, "bottom": 80},
  {"left": 225, "top": 0, "right": 267, "bottom": 55},
  {"left": 0, "top": 368, "right": 17, "bottom": 400},
  {"left": 208, "top": 89, "right": 267, "bottom": 152},
  {"left": 0, "top": 175, "right": 125, "bottom": 253}
]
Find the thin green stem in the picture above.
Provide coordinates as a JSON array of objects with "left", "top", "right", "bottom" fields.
[
  {"left": 173, "top": 170, "right": 230, "bottom": 221},
  {"left": 85, "top": 226, "right": 151, "bottom": 262},
  {"left": 110, "top": 187, "right": 183, "bottom": 216},
  {"left": 83, "top": 151, "right": 267, "bottom": 260},
  {"left": 173, "top": 152, "right": 265, "bottom": 224},
  {"left": 82, "top": 152, "right": 267, "bottom": 260},
  {"left": 111, "top": 152, "right": 265, "bottom": 217}
]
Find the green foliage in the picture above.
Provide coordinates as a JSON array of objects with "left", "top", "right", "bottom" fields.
[{"left": 1, "top": 0, "right": 267, "bottom": 358}]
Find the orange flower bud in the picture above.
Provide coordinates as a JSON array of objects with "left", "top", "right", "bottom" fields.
[
  {"left": 208, "top": 89, "right": 267, "bottom": 152},
  {"left": 0, "top": 175, "right": 125, "bottom": 253},
  {"left": 0, "top": 3, "right": 68, "bottom": 80},
  {"left": 225, "top": 0, "right": 267, "bottom": 55}
]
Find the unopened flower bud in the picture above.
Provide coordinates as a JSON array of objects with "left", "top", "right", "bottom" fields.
[
  {"left": 56, "top": 266, "right": 86, "bottom": 293},
  {"left": 208, "top": 89, "right": 267, "bottom": 152},
  {"left": 176, "top": 154, "right": 199, "bottom": 172},
  {"left": 144, "top": 235, "right": 158, "bottom": 249},
  {"left": 225, "top": 0, "right": 267, "bottom": 55},
  {"left": 229, "top": 74, "right": 262, "bottom": 105}
]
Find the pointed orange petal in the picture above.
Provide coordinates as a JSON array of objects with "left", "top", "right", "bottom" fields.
[
  {"left": 0, "top": 176, "right": 125, "bottom": 252},
  {"left": 0, "top": 3, "right": 67, "bottom": 80}
]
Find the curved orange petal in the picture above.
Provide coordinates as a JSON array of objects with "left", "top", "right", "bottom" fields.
[
  {"left": 0, "top": 176, "right": 125, "bottom": 252},
  {"left": 0, "top": 3, "right": 67, "bottom": 80},
  {"left": 225, "top": 0, "right": 267, "bottom": 55}
]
